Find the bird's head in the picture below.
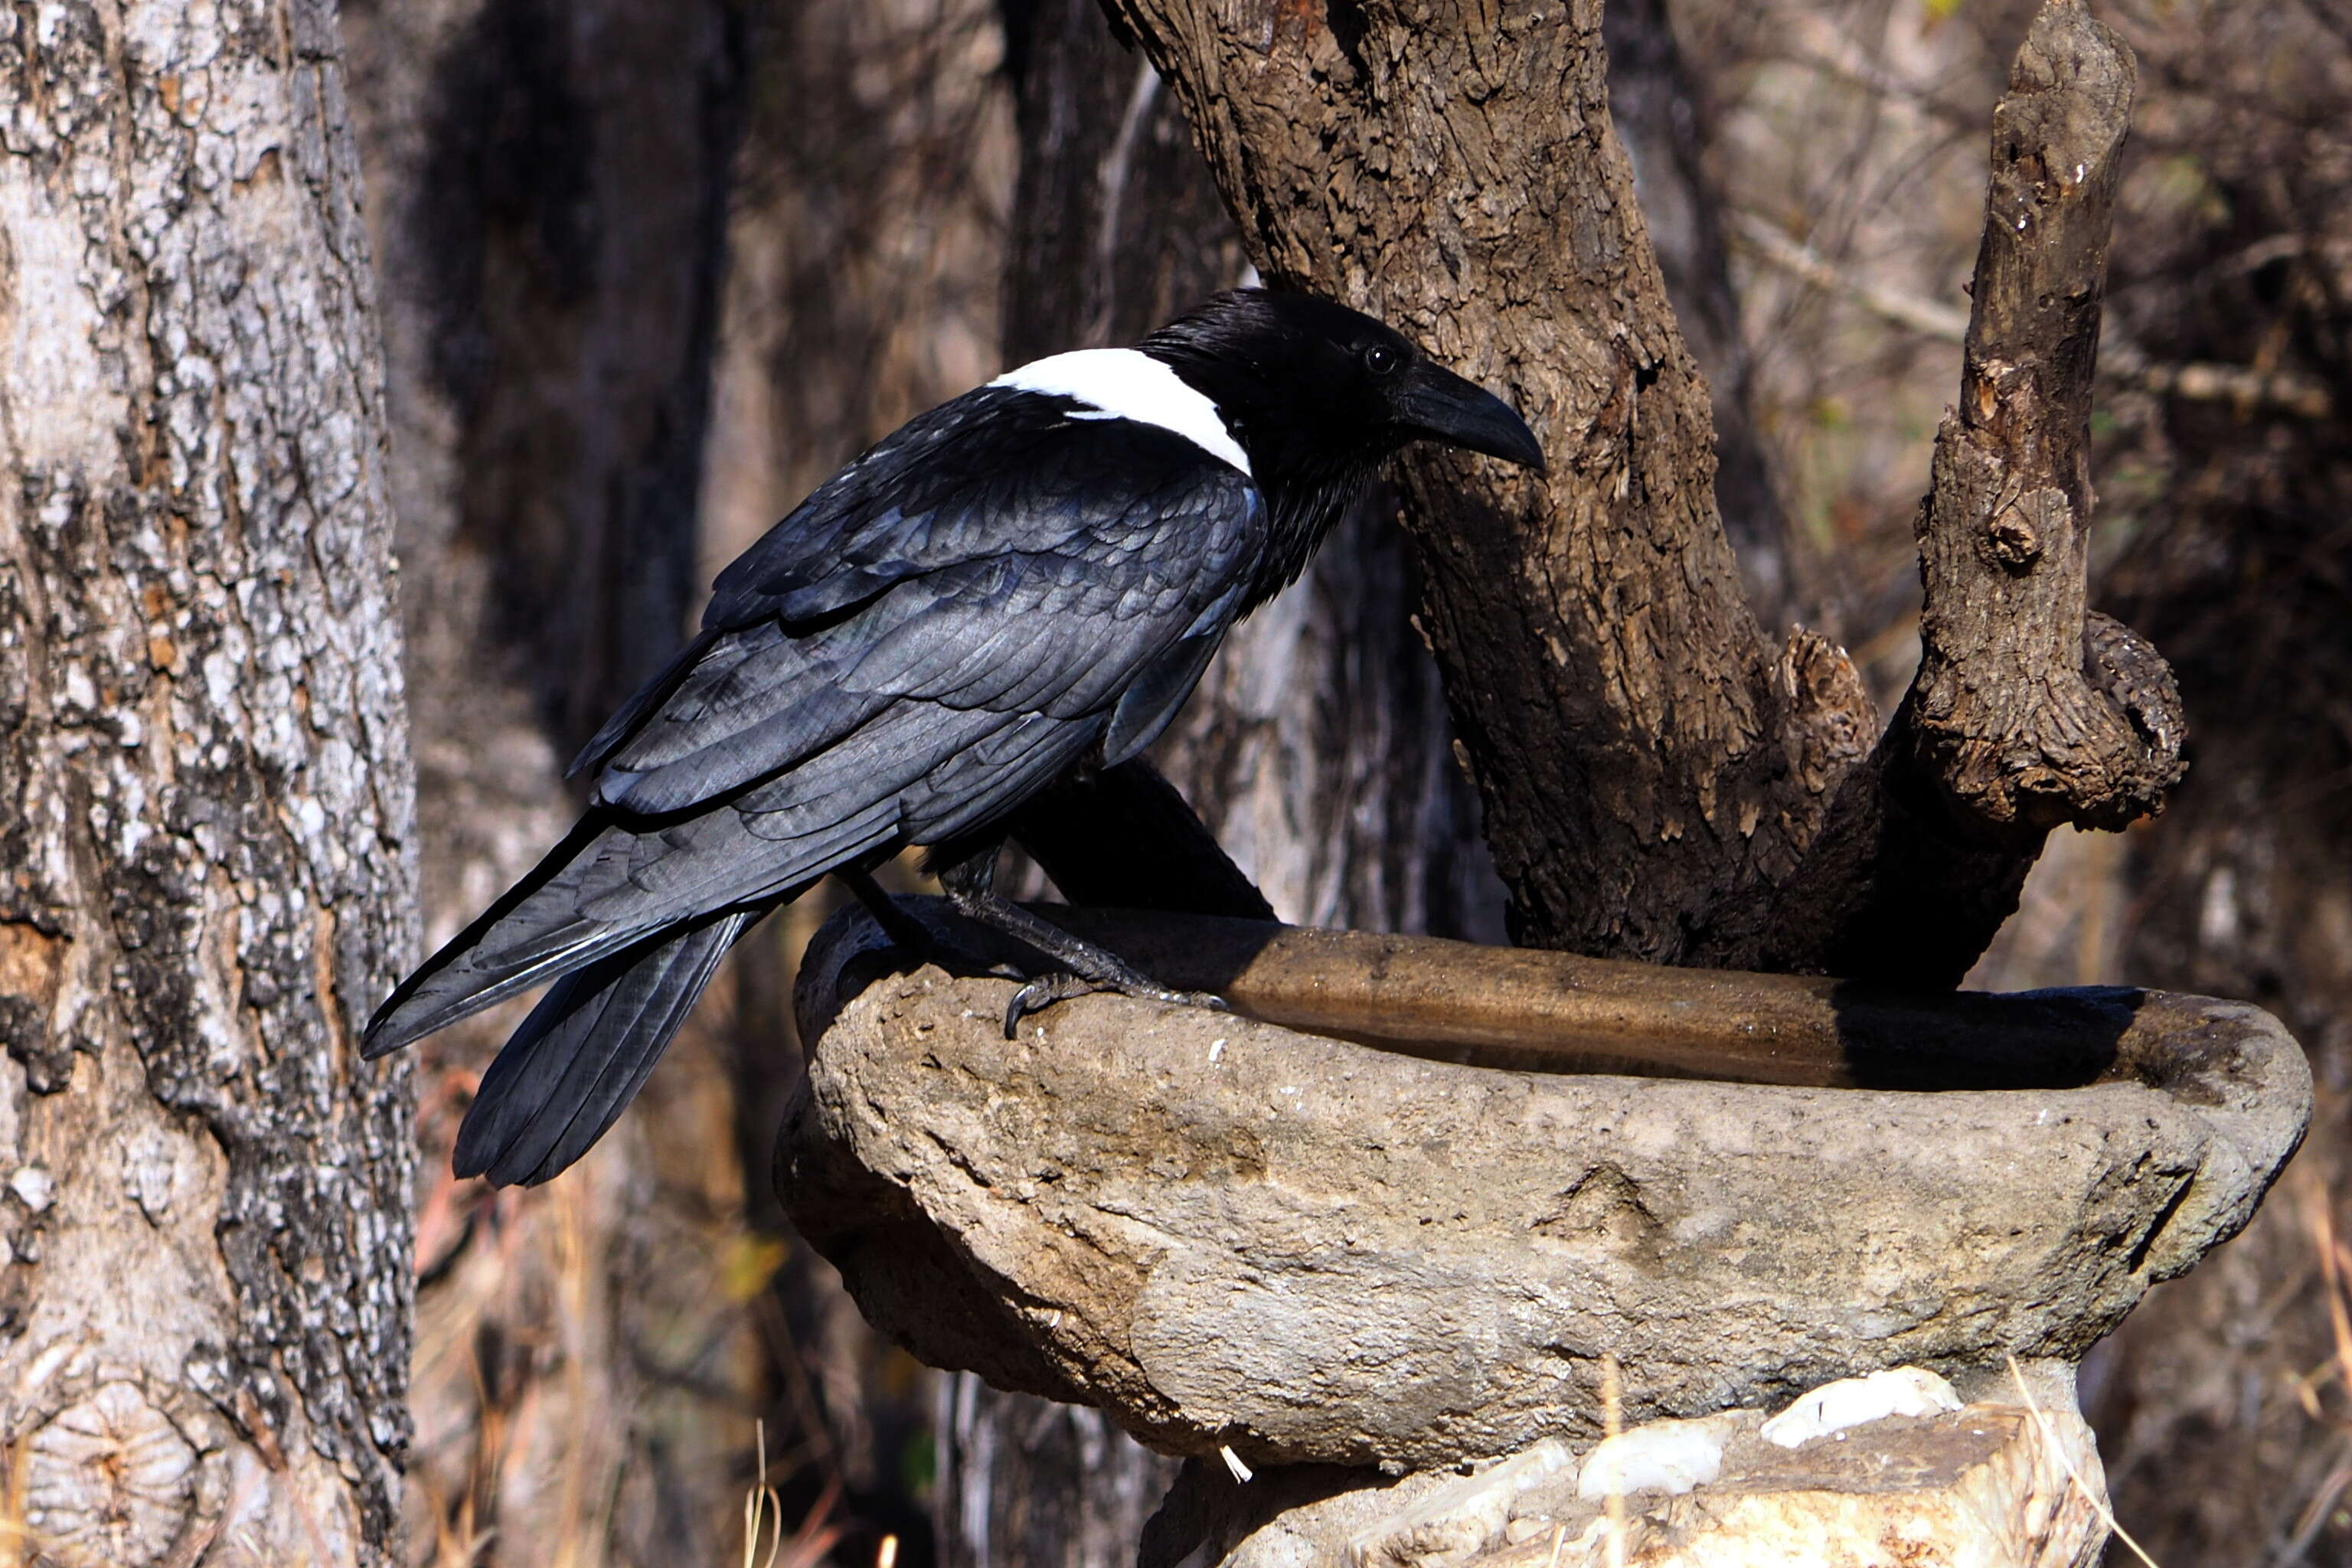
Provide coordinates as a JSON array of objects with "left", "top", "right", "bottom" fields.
[{"left": 1140, "top": 289, "right": 1548, "bottom": 497}]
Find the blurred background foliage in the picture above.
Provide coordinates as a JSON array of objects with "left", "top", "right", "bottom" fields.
[{"left": 338, "top": 0, "right": 2352, "bottom": 1560}]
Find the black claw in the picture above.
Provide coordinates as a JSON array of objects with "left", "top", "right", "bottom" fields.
[
  {"left": 999, "top": 972, "right": 1227, "bottom": 1038},
  {"left": 1001, "top": 972, "right": 1090, "bottom": 1036}
]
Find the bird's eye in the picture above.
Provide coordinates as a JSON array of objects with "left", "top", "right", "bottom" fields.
[{"left": 1363, "top": 342, "right": 1400, "bottom": 376}]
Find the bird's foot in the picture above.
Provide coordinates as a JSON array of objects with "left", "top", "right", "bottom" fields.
[
  {"left": 1001, "top": 971, "right": 1228, "bottom": 1038},
  {"left": 921, "top": 857, "right": 1230, "bottom": 1037}
]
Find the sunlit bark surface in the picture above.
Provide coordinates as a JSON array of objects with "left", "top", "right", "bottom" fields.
[{"left": 0, "top": 2, "right": 414, "bottom": 1559}]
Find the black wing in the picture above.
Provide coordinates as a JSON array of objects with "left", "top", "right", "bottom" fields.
[
  {"left": 366, "top": 390, "right": 1264, "bottom": 1058},
  {"left": 577, "top": 387, "right": 1262, "bottom": 812}
]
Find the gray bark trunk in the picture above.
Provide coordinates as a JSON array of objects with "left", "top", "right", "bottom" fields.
[
  {"left": 0, "top": 2, "right": 415, "bottom": 1561},
  {"left": 338, "top": 0, "right": 753, "bottom": 1560}
]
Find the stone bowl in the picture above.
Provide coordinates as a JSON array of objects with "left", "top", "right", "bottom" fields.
[{"left": 776, "top": 905, "right": 2309, "bottom": 1469}]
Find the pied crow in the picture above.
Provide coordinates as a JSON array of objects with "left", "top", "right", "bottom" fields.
[{"left": 364, "top": 288, "right": 1545, "bottom": 1186}]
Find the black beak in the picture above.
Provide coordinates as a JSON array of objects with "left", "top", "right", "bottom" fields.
[{"left": 1393, "top": 364, "right": 1547, "bottom": 473}]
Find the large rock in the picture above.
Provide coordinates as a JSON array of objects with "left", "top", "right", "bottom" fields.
[
  {"left": 777, "top": 910, "right": 2308, "bottom": 1469},
  {"left": 1145, "top": 1366, "right": 2108, "bottom": 1567}
]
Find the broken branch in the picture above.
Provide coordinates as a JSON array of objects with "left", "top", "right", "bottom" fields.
[
  {"left": 1906, "top": 0, "right": 2182, "bottom": 839},
  {"left": 1753, "top": 0, "right": 2187, "bottom": 986}
]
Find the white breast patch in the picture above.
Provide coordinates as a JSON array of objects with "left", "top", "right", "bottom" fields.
[{"left": 990, "top": 348, "right": 1251, "bottom": 478}]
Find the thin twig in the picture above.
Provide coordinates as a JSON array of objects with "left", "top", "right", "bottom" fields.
[
  {"left": 743, "top": 1419, "right": 784, "bottom": 1568},
  {"left": 2005, "top": 1354, "right": 2160, "bottom": 1568},
  {"left": 1733, "top": 210, "right": 2335, "bottom": 418},
  {"left": 2270, "top": 1442, "right": 2352, "bottom": 1568},
  {"left": 1731, "top": 208, "right": 1969, "bottom": 341},
  {"left": 2311, "top": 1194, "right": 2352, "bottom": 1406}
]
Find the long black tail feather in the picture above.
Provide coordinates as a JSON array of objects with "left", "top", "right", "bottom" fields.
[
  {"left": 452, "top": 908, "right": 761, "bottom": 1187},
  {"left": 363, "top": 814, "right": 624, "bottom": 1060}
]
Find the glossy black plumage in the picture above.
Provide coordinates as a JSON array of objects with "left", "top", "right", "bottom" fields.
[
  {"left": 450, "top": 911, "right": 756, "bottom": 1186},
  {"left": 365, "top": 289, "right": 1544, "bottom": 1185}
]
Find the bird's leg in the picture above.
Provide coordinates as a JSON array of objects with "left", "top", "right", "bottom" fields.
[
  {"left": 933, "top": 844, "right": 1229, "bottom": 1037},
  {"left": 834, "top": 866, "right": 1016, "bottom": 978},
  {"left": 835, "top": 867, "right": 940, "bottom": 956}
]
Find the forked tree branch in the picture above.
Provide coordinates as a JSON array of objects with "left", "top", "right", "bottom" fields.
[
  {"left": 1093, "top": 0, "right": 2182, "bottom": 986},
  {"left": 1753, "top": 0, "right": 2187, "bottom": 985},
  {"left": 1909, "top": 2, "right": 2180, "bottom": 836}
]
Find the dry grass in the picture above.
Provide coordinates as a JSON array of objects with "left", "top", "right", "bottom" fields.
[
  {"left": 2005, "top": 1354, "right": 2160, "bottom": 1568},
  {"left": 740, "top": 1423, "right": 843, "bottom": 1568},
  {"left": 404, "top": 982, "right": 817, "bottom": 1567}
]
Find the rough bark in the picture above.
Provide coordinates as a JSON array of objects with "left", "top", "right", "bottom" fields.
[
  {"left": 0, "top": 2, "right": 415, "bottom": 1560},
  {"left": 1906, "top": 11, "right": 2175, "bottom": 839},
  {"left": 1100, "top": 0, "right": 1827, "bottom": 965},
  {"left": 337, "top": 0, "right": 756, "bottom": 1560}
]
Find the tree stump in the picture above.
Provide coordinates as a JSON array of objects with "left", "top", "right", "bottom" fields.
[{"left": 776, "top": 905, "right": 2307, "bottom": 1560}]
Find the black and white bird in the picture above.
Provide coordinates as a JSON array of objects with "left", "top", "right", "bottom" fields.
[{"left": 364, "top": 288, "right": 1544, "bottom": 1186}]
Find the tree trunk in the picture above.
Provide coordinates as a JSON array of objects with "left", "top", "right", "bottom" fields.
[
  {"left": 337, "top": 0, "right": 756, "bottom": 1560},
  {"left": 1103, "top": 0, "right": 1828, "bottom": 966},
  {"left": 0, "top": 2, "right": 415, "bottom": 1561},
  {"left": 1602, "top": 0, "right": 1799, "bottom": 634},
  {"left": 350, "top": 0, "right": 746, "bottom": 752},
  {"left": 1748, "top": 3, "right": 2182, "bottom": 987}
]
